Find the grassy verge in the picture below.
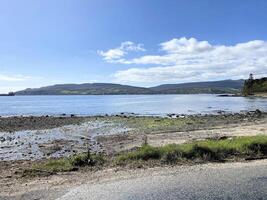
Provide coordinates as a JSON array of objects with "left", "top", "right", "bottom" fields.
[
  {"left": 23, "top": 135, "right": 267, "bottom": 177},
  {"left": 116, "top": 135, "right": 267, "bottom": 164}
]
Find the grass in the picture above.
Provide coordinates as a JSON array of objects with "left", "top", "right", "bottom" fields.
[
  {"left": 116, "top": 135, "right": 267, "bottom": 164},
  {"left": 23, "top": 135, "right": 267, "bottom": 177},
  {"left": 22, "top": 152, "right": 106, "bottom": 177},
  {"left": 110, "top": 116, "right": 205, "bottom": 133}
]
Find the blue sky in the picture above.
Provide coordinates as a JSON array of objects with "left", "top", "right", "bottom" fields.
[{"left": 1, "top": 0, "right": 267, "bottom": 92}]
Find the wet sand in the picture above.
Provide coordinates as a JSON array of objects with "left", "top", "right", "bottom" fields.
[{"left": 0, "top": 118, "right": 131, "bottom": 161}]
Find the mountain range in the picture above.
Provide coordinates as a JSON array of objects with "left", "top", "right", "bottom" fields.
[{"left": 14, "top": 79, "right": 244, "bottom": 95}]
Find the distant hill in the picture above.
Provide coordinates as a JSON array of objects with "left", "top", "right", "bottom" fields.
[
  {"left": 150, "top": 80, "right": 244, "bottom": 94},
  {"left": 15, "top": 80, "right": 244, "bottom": 95},
  {"left": 15, "top": 83, "right": 152, "bottom": 95},
  {"left": 243, "top": 77, "right": 267, "bottom": 96}
]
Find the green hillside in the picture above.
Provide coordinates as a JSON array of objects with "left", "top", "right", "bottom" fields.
[
  {"left": 243, "top": 77, "right": 267, "bottom": 95},
  {"left": 15, "top": 80, "right": 244, "bottom": 95},
  {"left": 15, "top": 83, "right": 152, "bottom": 95}
]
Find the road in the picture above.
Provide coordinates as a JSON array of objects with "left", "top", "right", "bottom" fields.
[{"left": 57, "top": 160, "right": 267, "bottom": 200}]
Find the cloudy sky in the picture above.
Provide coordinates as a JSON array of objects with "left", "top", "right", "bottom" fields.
[{"left": 1, "top": 0, "right": 267, "bottom": 93}]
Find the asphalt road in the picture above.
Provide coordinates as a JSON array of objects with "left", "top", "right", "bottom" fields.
[{"left": 57, "top": 161, "right": 267, "bottom": 200}]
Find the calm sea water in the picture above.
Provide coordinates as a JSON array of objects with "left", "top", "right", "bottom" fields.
[{"left": 0, "top": 94, "right": 266, "bottom": 116}]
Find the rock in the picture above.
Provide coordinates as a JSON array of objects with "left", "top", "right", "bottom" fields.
[
  {"left": 217, "top": 110, "right": 226, "bottom": 114},
  {"left": 0, "top": 137, "right": 5, "bottom": 142},
  {"left": 254, "top": 109, "right": 262, "bottom": 117}
]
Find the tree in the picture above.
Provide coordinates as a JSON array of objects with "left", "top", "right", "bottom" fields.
[{"left": 243, "top": 74, "right": 254, "bottom": 96}]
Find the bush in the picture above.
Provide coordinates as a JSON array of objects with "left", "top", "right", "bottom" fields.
[
  {"left": 70, "top": 153, "right": 105, "bottom": 167},
  {"left": 70, "top": 153, "right": 92, "bottom": 166}
]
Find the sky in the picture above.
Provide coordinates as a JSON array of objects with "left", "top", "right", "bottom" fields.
[{"left": 1, "top": 0, "right": 267, "bottom": 93}]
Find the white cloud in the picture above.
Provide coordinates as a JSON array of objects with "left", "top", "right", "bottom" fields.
[
  {"left": 0, "top": 74, "right": 31, "bottom": 81},
  {"left": 103, "top": 37, "right": 267, "bottom": 84},
  {"left": 160, "top": 37, "right": 213, "bottom": 54},
  {"left": 98, "top": 41, "right": 145, "bottom": 62}
]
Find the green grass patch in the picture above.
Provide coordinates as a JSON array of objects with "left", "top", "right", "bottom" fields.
[
  {"left": 116, "top": 135, "right": 267, "bottom": 164},
  {"left": 33, "top": 158, "right": 74, "bottom": 172},
  {"left": 22, "top": 153, "right": 105, "bottom": 177}
]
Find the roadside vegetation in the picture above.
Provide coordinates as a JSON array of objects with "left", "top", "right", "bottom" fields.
[
  {"left": 22, "top": 153, "right": 106, "bottom": 177},
  {"left": 22, "top": 135, "right": 267, "bottom": 177},
  {"left": 116, "top": 135, "right": 267, "bottom": 164}
]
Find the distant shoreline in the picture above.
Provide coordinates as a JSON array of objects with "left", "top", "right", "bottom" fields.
[
  {"left": 14, "top": 79, "right": 244, "bottom": 95},
  {"left": 0, "top": 93, "right": 15, "bottom": 96}
]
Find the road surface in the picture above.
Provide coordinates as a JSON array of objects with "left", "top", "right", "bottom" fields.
[{"left": 57, "top": 160, "right": 267, "bottom": 200}]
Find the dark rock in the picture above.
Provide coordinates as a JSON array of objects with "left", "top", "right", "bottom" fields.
[
  {"left": 254, "top": 109, "right": 262, "bottom": 117},
  {"left": 0, "top": 137, "right": 5, "bottom": 142}
]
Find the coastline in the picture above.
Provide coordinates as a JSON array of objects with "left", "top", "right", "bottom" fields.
[
  {"left": 0, "top": 110, "right": 267, "bottom": 198},
  {"left": 0, "top": 110, "right": 265, "bottom": 133},
  {"left": 0, "top": 110, "right": 266, "bottom": 160},
  {"left": 253, "top": 92, "right": 267, "bottom": 98}
]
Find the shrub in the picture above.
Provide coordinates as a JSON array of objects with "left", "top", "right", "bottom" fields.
[{"left": 70, "top": 153, "right": 105, "bottom": 166}]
